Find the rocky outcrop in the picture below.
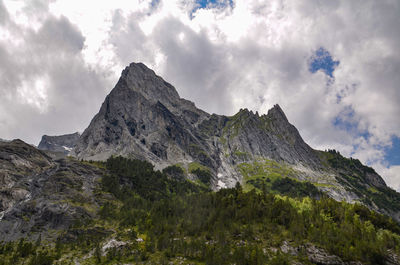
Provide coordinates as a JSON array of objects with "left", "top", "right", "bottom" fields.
[
  {"left": 38, "top": 132, "right": 80, "bottom": 154},
  {"left": 0, "top": 139, "right": 104, "bottom": 241},
  {"left": 280, "top": 241, "right": 400, "bottom": 265}
]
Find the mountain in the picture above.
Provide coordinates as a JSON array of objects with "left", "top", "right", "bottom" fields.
[
  {"left": 72, "top": 63, "right": 328, "bottom": 186},
  {"left": 38, "top": 132, "right": 80, "bottom": 154},
  {"left": 72, "top": 62, "right": 397, "bottom": 220},
  {"left": 1, "top": 62, "right": 400, "bottom": 264}
]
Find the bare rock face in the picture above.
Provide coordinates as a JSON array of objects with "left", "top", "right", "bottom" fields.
[
  {"left": 0, "top": 139, "right": 104, "bottom": 241},
  {"left": 38, "top": 132, "right": 80, "bottom": 154},
  {"left": 280, "top": 241, "right": 368, "bottom": 265},
  {"left": 72, "top": 63, "right": 211, "bottom": 168}
]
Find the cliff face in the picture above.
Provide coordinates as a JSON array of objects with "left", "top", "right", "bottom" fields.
[
  {"left": 70, "top": 62, "right": 393, "bottom": 218},
  {"left": 0, "top": 139, "right": 104, "bottom": 241}
]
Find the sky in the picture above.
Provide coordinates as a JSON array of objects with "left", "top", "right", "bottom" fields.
[{"left": 0, "top": 0, "right": 399, "bottom": 190}]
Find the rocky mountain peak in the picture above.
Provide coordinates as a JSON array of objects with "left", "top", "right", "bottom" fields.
[
  {"left": 116, "top": 62, "right": 180, "bottom": 107},
  {"left": 73, "top": 63, "right": 323, "bottom": 178},
  {"left": 267, "top": 104, "right": 288, "bottom": 122},
  {"left": 72, "top": 62, "right": 209, "bottom": 162}
]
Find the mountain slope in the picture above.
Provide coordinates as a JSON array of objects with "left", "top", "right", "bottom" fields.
[{"left": 1, "top": 152, "right": 400, "bottom": 265}]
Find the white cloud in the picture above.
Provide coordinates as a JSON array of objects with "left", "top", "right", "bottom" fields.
[{"left": 382, "top": 166, "right": 400, "bottom": 192}]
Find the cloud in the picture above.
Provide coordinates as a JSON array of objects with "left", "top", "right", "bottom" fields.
[
  {"left": 0, "top": 0, "right": 9, "bottom": 25},
  {"left": 0, "top": 2, "right": 112, "bottom": 144},
  {"left": 32, "top": 15, "right": 85, "bottom": 54},
  {"left": 0, "top": 0, "right": 399, "bottom": 190}
]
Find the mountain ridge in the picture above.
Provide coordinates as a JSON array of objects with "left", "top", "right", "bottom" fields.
[
  {"left": 73, "top": 63, "right": 318, "bottom": 173},
  {"left": 67, "top": 62, "right": 398, "bottom": 220}
]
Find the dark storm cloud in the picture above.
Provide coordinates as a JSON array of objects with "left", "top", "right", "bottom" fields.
[
  {"left": 0, "top": 5, "right": 110, "bottom": 144},
  {"left": 32, "top": 15, "right": 85, "bottom": 54}
]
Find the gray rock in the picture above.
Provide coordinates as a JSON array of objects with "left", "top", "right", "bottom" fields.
[
  {"left": 38, "top": 132, "right": 80, "bottom": 154},
  {"left": 278, "top": 241, "right": 368, "bottom": 265},
  {"left": 305, "top": 244, "right": 344, "bottom": 265},
  {"left": 0, "top": 139, "right": 104, "bottom": 241}
]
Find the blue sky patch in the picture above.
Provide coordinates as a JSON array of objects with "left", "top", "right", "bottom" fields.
[
  {"left": 191, "top": 0, "right": 233, "bottom": 17},
  {"left": 333, "top": 106, "right": 400, "bottom": 167},
  {"left": 150, "top": 0, "right": 160, "bottom": 8},
  {"left": 309, "top": 47, "right": 340, "bottom": 77},
  {"left": 385, "top": 136, "right": 400, "bottom": 166}
]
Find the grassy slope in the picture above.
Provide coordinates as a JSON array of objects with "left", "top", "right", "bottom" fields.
[{"left": 317, "top": 150, "right": 400, "bottom": 213}]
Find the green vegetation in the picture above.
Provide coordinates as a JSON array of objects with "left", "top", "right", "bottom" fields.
[
  {"left": 222, "top": 110, "right": 246, "bottom": 139},
  {"left": 237, "top": 159, "right": 322, "bottom": 198},
  {"left": 198, "top": 114, "right": 224, "bottom": 138},
  {"left": 1, "top": 156, "right": 400, "bottom": 264},
  {"left": 162, "top": 164, "right": 186, "bottom": 180},
  {"left": 188, "top": 161, "right": 212, "bottom": 186},
  {"left": 233, "top": 150, "right": 250, "bottom": 160},
  {"left": 271, "top": 178, "right": 322, "bottom": 198},
  {"left": 221, "top": 109, "right": 273, "bottom": 142},
  {"left": 188, "top": 161, "right": 210, "bottom": 173},
  {"left": 318, "top": 149, "right": 400, "bottom": 213},
  {"left": 238, "top": 159, "right": 297, "bottom": 192}
]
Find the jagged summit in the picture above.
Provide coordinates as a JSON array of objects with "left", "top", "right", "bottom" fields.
[
  {"left": 118, "top": 62, "right": 180, "bottom": 105},
  {"left": 267, "top": 104, "right": 288, "bottom": 122}
]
